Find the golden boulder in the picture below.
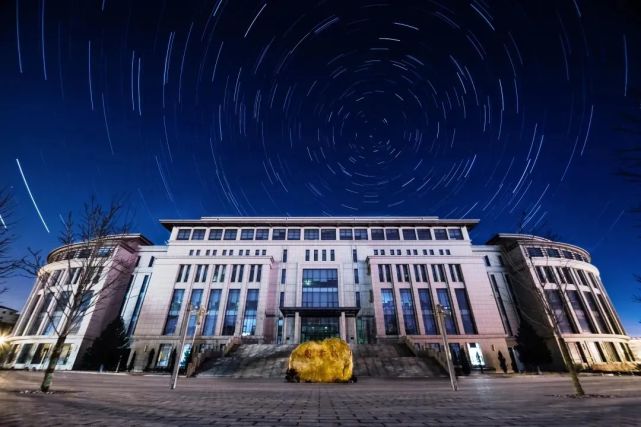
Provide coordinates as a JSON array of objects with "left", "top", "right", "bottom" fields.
[{"left": 286, "top": 338, "right": 353, "bottom": 383}]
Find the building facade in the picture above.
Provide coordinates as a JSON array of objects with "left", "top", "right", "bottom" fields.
[
  {"left": 0, "top": 306, "right": 19, "bottom": 336},
  {"left": 2, "top": 217, "right": 636, "bottom": 374}
]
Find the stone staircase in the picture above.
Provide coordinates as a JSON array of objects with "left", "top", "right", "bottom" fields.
[
  {"left": 197, "top": 342, "right": 445, "bottom": 378},
  {"left": 352, "top": 343, "right": 446, "bottom": 378},
  {"left": 197, "top": 344, "right": 296, "bottom": 378}
]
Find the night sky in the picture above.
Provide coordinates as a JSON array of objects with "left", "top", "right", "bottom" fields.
[{"left": 0, "top": 1, "right": 640, "bottom": 335}]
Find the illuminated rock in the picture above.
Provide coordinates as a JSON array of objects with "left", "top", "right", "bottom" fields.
[{"left": 286, "top": 338, "right": 353, "bottom": 383}]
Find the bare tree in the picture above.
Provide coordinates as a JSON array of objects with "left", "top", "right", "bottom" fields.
[
  {"left": 24, "top": 197, "right": 134, "bottom": 392},
  {"left": 0, "top": 189, "right": 21, "bottom": 291},
  {"left": 504, "top": 248, "right": 585, "bottom": 396}
]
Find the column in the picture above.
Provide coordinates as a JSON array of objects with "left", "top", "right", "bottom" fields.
[
  {"left": 294, "top": 312, "right": 301, "bottom": 343},
  {"left": 340, "top": 312, "right": 346, "bottom": 340}
]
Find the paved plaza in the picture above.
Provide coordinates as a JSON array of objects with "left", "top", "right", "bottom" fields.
[{"left": 0, "top": 371, "right": 640, "bottom": 426}]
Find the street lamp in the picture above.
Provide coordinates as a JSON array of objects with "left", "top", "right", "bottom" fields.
[
  {"left": 170, "top": 304, "right": 204, "bottom": 390},
  {"left": 435, "top": 303, "right": 458, "bottom": 391}
]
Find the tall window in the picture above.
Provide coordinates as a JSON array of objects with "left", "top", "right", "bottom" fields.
[
  {"left": 202, "top": 289, "right": 222, "bottom": 336},
  {"left": 163, "top": 289, "right": 185, "bottom": 335},
  {"left": 69, "top": 291, "right": 94, "bottom": 335},
  {"left": 302, "top": 269, "right": 338, "bottom": 308},
  {"left": 567, "top": 291, "right": 594, "bottom": 333},
  {"left": 418, "top": 289, "right": 438, "bottom": 334},
  {"left": 212, "top": 265, "right": 226, "bottom": 283},
  {"left": 448, "top": 264, "right": 464, "bottom": 282},
  {"left": 186, "top": 289, "right": 204, "bottom": 336},
  {"left": 176, "top": 264, "right": 191, "bottom": 283},
  {"left": 431, "top": 264, "right": 446, "bottom": 282},
  {"left": 194, "top": 265, "right": 208, "bottom": 282},
  {"left": 16, "top": 294, "right": 41, "bottom": 336},
  {"left": 489, "top": 274, "right": 513, "bottom": 336},
  {"left": 305, "top": 250, "right": 310, "bottom": 261},
  {"left": 330, "top": 250, "right": 335, "bottom": 261},
  {"left": 126, "top": 276, "right": 149, "bottom": 335},
  {"left": 399, "top": 289, "right": 418, "bottom": 335},
  {"left": 354, "top": 268, "right": 359, "bottom": 284},
  {"left": 222, "top": 289, "right": 240, "bottom": 335},
  {"left": 583, "top": 292, "right": 609, "bottom": 334},
  {"left": 281, "top": 269, "right": 287, "bottom": 284},
  {"left": 242, "top": 290, "right": 259, "bottom": 336},
  {"left": 282, "top": 249, "right": 288, "bottom": 263},
  {"left": 352, "top": 249, "right": 357, "bottom": 262},
  {"left": 381, "top": 289, "right": 398, "bottom": 335},
  {"left": 43, "top": 291, "right": 70, "bottom": 336},
  {"left": 436, "top": 289, "right": 457, "bottom": 334},
  {"left": 455, "top": 289, "right": 477, "bottom": 334},
  {"left": 545, "top": 290, "right": 576, "bottom": 333},
  {"left": 28, "top": 293, "right": 53, "bottom": 335}
]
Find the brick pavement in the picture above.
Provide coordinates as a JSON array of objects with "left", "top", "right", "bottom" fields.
[{"left": 0, "top": 371, "right": 640, "bottom": 426}]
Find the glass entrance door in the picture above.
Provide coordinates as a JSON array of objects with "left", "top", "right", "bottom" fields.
[{"left": 301, "top": 317, "right": 339, "bottom": 342}]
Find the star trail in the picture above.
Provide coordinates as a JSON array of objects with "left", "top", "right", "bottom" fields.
[{"left": 0, "top": 1, "right": 640, "bottom": 334}]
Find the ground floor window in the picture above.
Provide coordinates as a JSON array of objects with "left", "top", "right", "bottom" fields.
[
  {"left": 399, "top": 289, "right": 418, "bottom": 335},
  {"left": 156, "top": 344, "right": 173, "bottom": 368},
  {"left": 300, "top": 317, "right": 339, "bottom": 342},
  {"left": 16, "top": 343, "right": 33, "bottom": 364},
  {"left": 418, "top": 289, "right": 438, "bottom": 335},
  {"left": 222, "top": 289, "right": 241, "bottom": 336},
  {"left": 242, "top": 289, "right": 259, "bottom": 336},
  {"left": 31, "top": 343, "right": 51, "bottom": 365},
  {"left": 381, "top": 289, "right": 398, "bottom": 335}
]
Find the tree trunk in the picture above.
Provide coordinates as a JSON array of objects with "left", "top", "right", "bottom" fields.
[
  {"left": 557, "top": 337, "right": 585, "bottom": 396},
  {"left": 40, "top": 334, "right": 67, "bottom": 392}
]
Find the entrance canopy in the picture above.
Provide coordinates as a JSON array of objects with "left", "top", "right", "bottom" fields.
[{"left": 279, "top": 306, "right": 360, "bottom": 317}]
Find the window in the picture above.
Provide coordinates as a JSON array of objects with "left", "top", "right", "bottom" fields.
[
  {"left": 222, "top": 289, "right": 240, "bottom": 335},
  {"left": 419, "top": 289, "right": 438, "bottom": 334},
  {"left": 16, "top": 343, "right": 34, "bottom": 364},
  {"left": 302, "top": 269, "right": 339, "bottom": 308},
  {"left": 489, "top": 274, "right": 513, "bottom": 336},
  {"left": 562, "top": 267, "right": 574, "bottom": 284},
  {"left": 546, "top": 248, "right": 561, "bottom": 258},
  {"left": 419, "top": 265, "right": 428, "bottom": 282},
  {"left": 43, "top": 291, "right": 71, "bottom": 336},
  {"left": 339, "top": 229, "right": 353, "bottom": 240},
  {"left": 396, "top": 264, "right": 403, "bottom": 282},
  {"left": 177, "top": 229, "right": 191, "bottom": 240},
  {"left": 69, "top": 290, "right": 94, "bottom": 334},
  {"left": 211, "top": 265, "right": 226, "bottom": 283},
  {"left": 354, "top": 229, "right": 368, "bottom": 240},
  {"left": 354, "top": 268, "right": 359, "bottom": 284},
  {"left": 576, "top": 269, "right": 590, "bottom": 287},
  {"left": 191, "top": 229, "right": 206, "bottom": 240},
  {"left": 304, "top": 229, "right": 319, "bottom": 240},
  {"left": 314, "top": 250, "right": 319, "bottom": 261},
  {"left": 272, "top": 228, "right": 286, "bottom": 240},
  {"left": 448, "top": 228, "right": 464, "bottom": 240},
  {"left": 352, "top": 249, "right": 357, "bottom": 262},
  {"left": 436, "top": 289, "right": 457, "bottom": 334},
  {"left": 527, "top": 247, "right": 543, "bottom": 257},
  {"left": 281, "top": 269, "right": 287, "bottom": 284},
  {"left": 176, "top": 264, "right": 191, "bottom": 283},
  {"left": 330, "top": 249, "right": 335, "bottom": 261},
  {"left": 322, "top": 250, "right": 327, "bottom": 261},
  {"left": 126, "top": 276, "right": 149, "bottom": 336},
  {"left": 431, "top": 264, "right": 446, "bottom": 282},
  {"left": 449, "top": 264, "right": 464, "bottom": 282},
  {"left": 321, "top": 229, "right": 336, "bottom": 240},
  {"left": 242, "top": 290, "right": 259, "bottom": 336},
  {"left": 287, "top": 229, "right": 301, "bottom": 240},
  {"left": 248, "top": 264, "right": 262, "bottom": 282},
  {"left": 545, "top": 290, "right": 576, "bottom": 333},
  {"left": 484, "top": 255, "right": 491, "bottom": 266},
  {"left": 400, "top": 289, "right": 419, "bottom": 335},
  {"left": 163, "top": 289, "right": 185, "bottom": 335},
  {"left": 455, "top": 289, "right": 477, "bottom": 334},
  {"left": 305, "top": 250, "right": 310, "bottom": 262},
  {"left": 240, "top": 229, "right": 254, "bottom": 240},
  {"left": 96, "top": 247, "right": 112, "bottom": 257},
  {"left": 434, "top": 229, "right": 448, "bottom": 240},
  {"left": 28, "top": 293, "right": 53, "bottom": 335},
  {"left": 148, "top": 256, "right": 155, "bottom": 267},
  {"left": 355, "top": 291, "right": 361, "bottom": 308},
  {"left": 385, "top": 229, "right": 400, "bottom": 240},
  {"left": 497, "top": 255, "right": 504, "bottom": 266},
  {"left": 567, "top": 291, "right": 594, "bottom": 333},
  {"left": 381, "top": 289, "right": 399, "bottom": 335},
  {"left": 417, "top": 229, "right": 432, "bottom": 240},
  {"left": 261, "top": 249, "right": 266, "bottom": 256},
  {"left": 255, "top": 228, "right": 269, "bottom": 240},
  {"left": 156, "top": 344, "right": 173, "bottom": 368},
  {"left": 282, "top": 249, "right": 288, "bottom": 263},
  {"left": 544, "top": 266, "right": 557, "bottom": 283},
  {"left": 186, "top": 289, "right": 204, "bottom": 336},
  {"left": 223, "top": 229, "right": 238, "bottom": 240},
  {"left": 371, "top": 229, "right": 385, "bottom": 240},
  {"left": 230, "top": 265, "right": 244, "bottom": 283},
  {"left": 202, "top": 289, "right": 222, "bottom": 335},
  {"left": 583, "top": 292, "right": 609, "bottom": 333},
  {"left": 208, "top": 229, "right": 223, "bottom": 240},
  {"left": 402, "top": 229, "right": 417, "bottom": 240}
]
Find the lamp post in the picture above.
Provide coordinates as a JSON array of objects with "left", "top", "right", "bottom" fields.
[
  {"left": 436, "top": 303, "right": 458, "bottom": 391},
  {"left": 170, "top": 304, "right": 203, "bottom": 390}
]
